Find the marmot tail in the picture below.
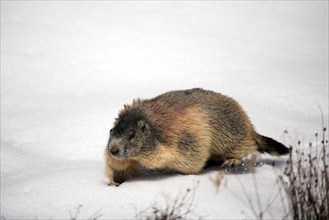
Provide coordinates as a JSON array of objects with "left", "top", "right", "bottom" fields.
[{"left": 256, "top": 134, "right": 290, "bottom": 156}]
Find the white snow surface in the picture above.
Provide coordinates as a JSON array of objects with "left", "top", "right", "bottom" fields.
[{"left": 1, "top": 1, "right": 328, "bottom": 219}]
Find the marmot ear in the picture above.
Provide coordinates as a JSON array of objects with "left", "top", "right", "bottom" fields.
[{"left": 138, "top": 120, "right": 149, "bottom": 133}]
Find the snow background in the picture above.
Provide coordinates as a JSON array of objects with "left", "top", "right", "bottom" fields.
[{"left": 1, "top": 1, "right": 328, "bottom": 219}]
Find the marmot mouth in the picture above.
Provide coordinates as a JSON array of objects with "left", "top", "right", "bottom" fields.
[{"left": 109, "top": 153, "right": 127, "bottom": 160}]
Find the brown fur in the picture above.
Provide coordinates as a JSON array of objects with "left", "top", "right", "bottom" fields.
[{"left": 105, "top": 88, "right": 289, "bottom": 186}]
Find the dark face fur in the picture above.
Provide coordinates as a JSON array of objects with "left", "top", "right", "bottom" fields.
[{"left": 107, "top": 107, "right": 157, "bottom": 159}]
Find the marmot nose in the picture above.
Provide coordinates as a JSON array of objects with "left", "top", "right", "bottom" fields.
[{"left": 109, "top": 144, "right": 120, "bottom": 156}]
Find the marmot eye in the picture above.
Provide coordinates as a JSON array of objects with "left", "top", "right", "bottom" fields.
[{"left": 128, "top": 132, "right": 136, "bottom": 140}]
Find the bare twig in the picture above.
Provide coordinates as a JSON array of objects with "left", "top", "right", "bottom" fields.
[
  {"left": 137, "top": 182, "right": 200, "bottom": 220},
  {"left": 69, "top": 205, "right": 83, "bottom": 220},
  {"left": 279, "top": 124, "right": 329, "bottom": 219}
]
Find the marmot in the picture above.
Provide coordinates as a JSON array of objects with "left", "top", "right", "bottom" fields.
[{"left": 105, "top": 88, "right": 289, "bottom": 186}]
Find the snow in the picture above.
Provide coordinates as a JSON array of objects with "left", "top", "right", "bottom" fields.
[{"left": 1, "top": 1, "right": 328, "bottom": 219}]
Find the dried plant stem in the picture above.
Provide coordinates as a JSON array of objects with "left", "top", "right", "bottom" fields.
[
  {"left": 137, "top": 183, "right": 200, "bottom": 220},
  {"left": 280, "top": 125, "right": 329, "bottom": 220}
]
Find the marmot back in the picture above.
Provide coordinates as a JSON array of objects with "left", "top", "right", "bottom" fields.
[{"left": 105, "top": 88, "right": 289, "bottom": 186}]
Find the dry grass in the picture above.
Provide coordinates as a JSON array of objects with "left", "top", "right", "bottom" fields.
[
  {"left": 210, "top": 153, "right": 283, "bottom": 220},
  {"left": 210, "top": 122, "right": 329, "bottom": 219},
  {"left": 137, "top": 183, "right": 200, "bottom": 220},
  {"left": 279, "top": 127, "right": 329, "bottom": 219},
  {"left": 69, "top": 205, "right": 102, "bottom": 220},
  {"left": 1, "top": 205, "right": 102, "bottom": 220}
]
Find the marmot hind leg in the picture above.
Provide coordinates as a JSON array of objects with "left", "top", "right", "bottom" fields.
[
  {"left": 219, "top": 138, "right": 258, "bottom": 168},
  {"left": 220, "top": 159, "right": 241, "bottom": 168}
]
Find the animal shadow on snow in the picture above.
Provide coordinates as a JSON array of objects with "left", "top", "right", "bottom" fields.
[
  {"left": 120, "top": 156, "right": 287, "bottom": 185},
  {"left": 127, "top": 168, "right": 181, "bottom": 185},
  {"left": 198, "top": 156, "right": 286, "bottom": 175}
]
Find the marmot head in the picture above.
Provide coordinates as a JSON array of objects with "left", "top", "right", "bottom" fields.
[{"left": 107, "top": 106, "right": 159, "bottom": 160}]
